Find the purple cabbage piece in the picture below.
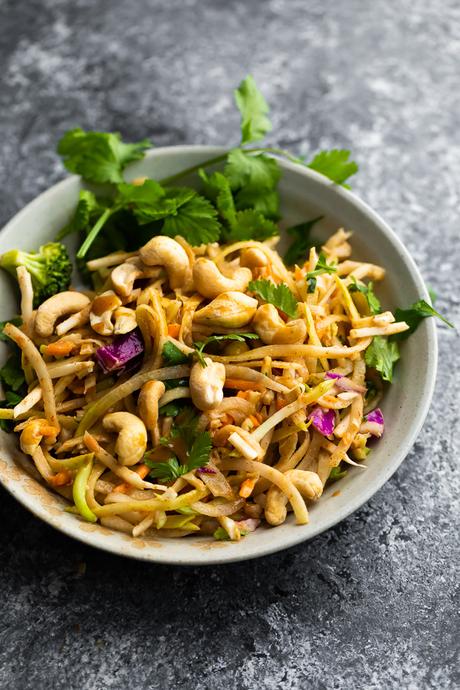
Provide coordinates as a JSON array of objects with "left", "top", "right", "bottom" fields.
[
  {"left": 96, "top": 329, "right": 144, "bottom": 374},
  {"left": 365, "top": 407, "right": 384, "bottom": 436},
  {"left": 308, "top": 406, "right": 335, "bottom": 436},
  {"left": 197, "top": 467, "right": 217, "bottom": 475},
  {"left": 325, "top": 372, "right": 343, "bottom": 380}
]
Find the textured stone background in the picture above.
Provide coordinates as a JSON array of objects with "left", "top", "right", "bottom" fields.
[{"left": 0, "top": 1, "right": 459, "bottom": 688}]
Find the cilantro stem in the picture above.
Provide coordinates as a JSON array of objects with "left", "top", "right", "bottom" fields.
[{"left": 76, "top": 207, "right": 114, "bottom": 259}]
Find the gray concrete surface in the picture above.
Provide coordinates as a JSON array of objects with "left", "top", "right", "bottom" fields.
[{"left": 0, "top": 1, "right": 459, "bottom": 688}]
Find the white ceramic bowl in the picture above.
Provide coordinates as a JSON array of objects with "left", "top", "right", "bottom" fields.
[{"left": 0, "top": 146, "right": 437, "bottom": 565}]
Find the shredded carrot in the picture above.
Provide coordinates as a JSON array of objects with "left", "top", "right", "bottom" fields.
[
  {"left": 225, "top": 378, "right": 261, "bottom": 391},
  {"left": 48, "top": 470, "right": 72, "bottom": 486},
  {"left": 248, "top": 414, "right": 261, "bottom": 429},
  {"left": 294, "top": 267, "right": 304, "bottom": 281},
  {"left": 113, "top": 464, "right": 150, "bottom": 493},
  {"left": 167, "top": 323, "right": 181, "bottom": 338},
  {"left": 239, "top": 476, "right": 258, "bottom": 498},
  {"left": 44, "top": 340, "right": 75, "bottom": 357}
]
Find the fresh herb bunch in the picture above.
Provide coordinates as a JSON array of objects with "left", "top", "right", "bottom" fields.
[
  {"left": 145, "top": 406, "right": 212, "bottom": 483},
  {"left": 56, "top": 75, "right": 359, "bottom": 277}
]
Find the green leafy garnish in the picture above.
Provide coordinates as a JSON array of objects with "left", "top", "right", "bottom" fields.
[
  {"left": 57, "top": 128, "right": 151, "bottom": 184},
  {"left": 225, "top": 149, "right": 280, "bottom": 195},
  {"left": 391, "top": 299, "right": 453, "bottom": 341},
  {"left": 146, "top": 431, "right": 212, "bottom": 483},
  {"left": 162, "top": 341, "right": 190, "bottom": 366},
  {"left": 159, "top": 401, "right": 183, "bottom": 417},
  {"left": 248, "top": 279, "right": 298, "bottom": 318},
  {"left": 349, "top": 277, "right": 381, "bottom": 315},
  {"left": 365, "top": 336, "right": 400, "bottom": 383},
  {"left": 305, "top": 252, "right": 337, "bottom": 293},
  {"left": 283, "top": 216, "right": 323, "bottom": 266},
  {"left": 161, "top": 188, "right": 221, "bottom": 245},
  {"left": 0, "top": 353, "right": 26, "bottom": 392},
  {"left": 307, "top": 149, "right": 358, "bottom": 187},
  {"left": 234, "top": 74, "right": 272, "bottom": 145},
  {"left": 194, "top": 333, "right": 258, "bottom": 367},
  {"left": 329, "top": 466, "right": 348, "bottom": 482}
]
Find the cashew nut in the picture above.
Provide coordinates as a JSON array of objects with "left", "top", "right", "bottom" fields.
[
  {"left": 113, "top": 307, "right": 137, "bottom": 334},
  {"left": 90, "top": 290, "right": 122, "bottom": 336},
  {"left": 102, "top": 412, "right": 147, "bottom": 466},
  {"left": 34, "top": 292, "right": 91, "bottom": 338},
  {"left": 139, "top": 236, "right": 191, "bottom": 290},
  {"left": 192, "top": 258, "right": 252, "bottom": 299},
  {"left": 111, "top": 262, "right": 144, "bottom": 297},
  {"left": 138, "top": 380, "right": 166, "bottom": 444},
  {"left": 265, "top": 469, "right": 323, "bottom": 526},
  {"left": 240, "top": 247, "right": 269, "bottom": 270},
  {"left": 194, "top": 291, "right": 258, "bottom": 328},
  {"left": 253, "top": 304, "right": 307, "bottom": 344},
  {"left": 189, "top": 358, "right": 226, "bottom": 411}
]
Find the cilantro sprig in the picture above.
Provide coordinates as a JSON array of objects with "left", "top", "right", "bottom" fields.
[
  {"left": 283, "top": 216, "right": 323, "bottom": 266},
  {"left": 364, "top": 336, "right": 400, "bottom": 383},
  {"left": 305, "top": 253, "right": 337, "bottom": 293},
  {"left": 57, "top": 75, "right": 358, "bottom": 271},
  {"left": 146, "top": 431, "right": 212, "bottom": 483},
  {"left": 391, "top": 299, "right": 453, "bottom": 340},
  {"left": 349, "top": 276, "right": 381, "bottom": 315},
  {"left": 248, "top": 279, "right": 298, "bottom": 318}
]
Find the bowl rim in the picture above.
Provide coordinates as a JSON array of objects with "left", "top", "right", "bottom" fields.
[{"left": 0, "top": 144, "right": 437, "bottom": 565}]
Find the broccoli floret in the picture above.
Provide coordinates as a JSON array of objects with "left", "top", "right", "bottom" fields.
[{"left": 0, "top": 242, "right": 73, "bottom": 307}]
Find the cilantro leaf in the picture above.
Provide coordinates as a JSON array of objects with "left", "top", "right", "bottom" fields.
[
  {"left": 307, "top": 149, "right": 358, "bottom": 186},
  {"left": 391, "top": 299, "right": 454, "bottom": 341},
  {"left": 162, "top": 341, "right": 190, "bottom": 366},
  {"left": 146, "top": 457, "right": 188, "bottom": 483},
  {"left": 305, "top": 252, "right": 337, "bottom": 292},
  {"left": 199, "top": 169, "right": 278, "bottom": 241},
  {"left": 234, "top": 74, "right": 272, "bottom": 145},
  {"left": 226, "top": 209, "right": 279, "bottom": 242},
  {"left": 283, "top": 216, "right": 323, "bottom": 265},
  {"left": 225, "top": 149, "right": 280, "bottom": 193},
  {"left": 248, "top": 279, "right": 298, "bottom": 318},
  {"left": 116, "top": 179, "right": 170, "bottom": 223},
  {"left": 365, "top": 336, "right": 400, "bottom": 383},
  {"left": 161, "top": 189, "right": 221, "bottom": 245},
  {"left": 349, "top": 277, "right": 381, "bottom": 315},
  {"left": 0, "top": 354, "right": 25, "bottom": 392},
  {"left": 187, "top": 432, "right": 212, "bottom": 471},
  {"left": 145, "top": 431, "right": 211, "bottom": 483},
  {"left": 57, "top": 128, "right": 151, "bottom": 184},
  {"left": 194, "top": 333, "right": 258, "bottom": 367}
]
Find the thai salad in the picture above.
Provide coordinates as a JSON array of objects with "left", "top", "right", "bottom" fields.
[{"left": 0, "top": 76, "right": 451, "bottom": 542}]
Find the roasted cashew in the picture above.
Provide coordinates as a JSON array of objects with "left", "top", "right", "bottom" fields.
[
  {"left": 35, "top": 292, "right": 91, "bottom": 338},
  {"left": 253, "top": 304, "right": 307, "bottom": 344},
  {"left": 113, "top": 307, "right": 137, "bottom": 334},
  {"left": 189, "top": 358, "right": 226, "bottom": 411},
  {"left": 102, "top": 412, "right": 147, "bottom": 466},
  {"left": 265, "top": 469, "right": 323, "bottom": 526},
  {"left": 194, "top": 291, "right": 258, "bottom": 328},
  {"left": 111, "top": 262, "right": 144, "bottom": 297},
  {"left": 192, "top": 258, "right": 252, "bottom": 299},
  {"left": 139, "top": 236, "right": 191, "bottom": 290},
  {"left": 138, "top": 380, "right": 166, "bottom": 444},
  {"left": 90, "top": 290, "right": 122, "bottom": 336},
  {"left": 240, "top": 247, "right": 269, "bottom": 270}
]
